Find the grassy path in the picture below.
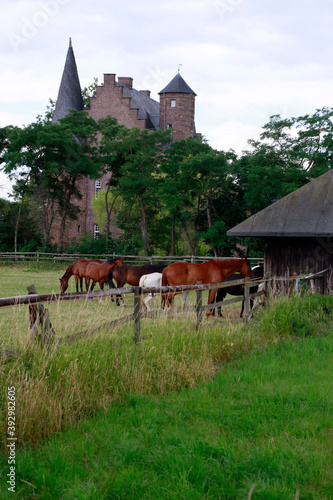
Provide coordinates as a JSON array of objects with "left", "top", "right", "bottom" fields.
[{"left": 1, "top": 333, "right": 332, "bottom": 499}]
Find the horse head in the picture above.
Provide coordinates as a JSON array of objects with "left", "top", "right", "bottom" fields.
[
  {"left": 241, "top": 258, "right": 254, "bottom": 279},
  {"left": 59, "top": 277, "right": 68, "bottom": 293}
]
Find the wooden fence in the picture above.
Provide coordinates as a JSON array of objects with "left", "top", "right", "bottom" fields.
[
  {"left": 1, "top": 269, "right": 325, "bottom": 361},
  {"left": 0, "top": 251, "right": 264, "bottom": 267},
  {"left": 0, "top": 277, "right": 267, "bottom": 359}
]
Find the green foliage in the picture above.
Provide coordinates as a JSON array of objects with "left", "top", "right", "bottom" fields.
[
  {"left": 0, "top": 197, "right": 43, "bottom": 251},
  {"left": 0, "top": 291, "right": 332, "bottom": 498},
  {"left": 68, "top": 230, "right": 137, "bottom": 255},
  {"left": 0, "top": 110, "right": 101, "bottom": 250},
  {"left": 1, "top": 104, "right": 333, "bottom": 256}
]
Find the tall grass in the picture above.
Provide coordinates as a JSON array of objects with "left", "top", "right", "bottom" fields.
[{"left": 1, "top": 287, "right": 332, "bottom": 449}]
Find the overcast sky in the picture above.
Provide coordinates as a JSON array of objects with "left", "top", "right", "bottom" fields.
[{"left": 1, "top": 0, "right": 333, "bottom": 198}]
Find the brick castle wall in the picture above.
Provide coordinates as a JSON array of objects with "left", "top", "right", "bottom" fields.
[{"left": 159, "top": 92, "right": 195, "bottom": 142}]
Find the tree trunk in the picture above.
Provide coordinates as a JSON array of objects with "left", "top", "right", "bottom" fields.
[
  {"left": 140, "top": 196, "right": 150, "bottom": 255},
  {"left": 14, "top": 197, "right": 23, "bottom": 253},
  {"left": 182, "top": 221, "right": 196, "bottom": 255},
  {"left": 206, "top": 197, "right": 217, "bottom": 258},
  {"left": 169, "top": 223, "right": 175, "bottom": 256}
]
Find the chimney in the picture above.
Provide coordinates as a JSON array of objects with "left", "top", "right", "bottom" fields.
[
  {"left": 139, "top": 90, "right": 151, "bottom": 97},
  {"left": 118, "top": 77, "right": 133, "bottom": 89},
  {"left": 103, "top": 74, "right": 116, "bottom": 87}
]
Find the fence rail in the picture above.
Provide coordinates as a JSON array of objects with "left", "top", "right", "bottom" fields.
[
  {"left": 0, "top": 269, "right": 326, "bottom": 361},
  {"left": 0, "top": 251, "right": 264, "bottom": 266}
]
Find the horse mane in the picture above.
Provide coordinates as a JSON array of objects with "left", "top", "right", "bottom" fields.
[
  {"left": 60, "top": 264, "right": 72, "bottom": 280},
  {"left": 106, "top": 258, "right": 122, "bottom": 265}
]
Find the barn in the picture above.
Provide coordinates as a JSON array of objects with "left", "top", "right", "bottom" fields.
[{"left": 227, "top": 170, "right": 333, "bottom": 294}]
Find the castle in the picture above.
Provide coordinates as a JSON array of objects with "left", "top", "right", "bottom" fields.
[{"left": 52, "top": 39, "right": 199, "bottom": 245}]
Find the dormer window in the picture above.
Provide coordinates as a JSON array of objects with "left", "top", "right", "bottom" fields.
[{"left": 170, "top": 99, "right": 176, "bottom": 107}]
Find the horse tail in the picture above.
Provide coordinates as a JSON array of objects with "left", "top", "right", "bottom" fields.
[
  {"left": 139, "top": 275, "right": 146, "bottom": 288},
  {"left": 107, "top": 268, "right": 116, "bottom": 288},
  {"left": 161, "top": 268, "right": 168, "bottom": 287}
]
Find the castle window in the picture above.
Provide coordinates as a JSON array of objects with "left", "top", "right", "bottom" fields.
[
  {"left": 94, "top": 224, "right": 100, "bottom": 240},
  {"left": 167, "top": 123, "right": 173, "bottom": 129},
  {"left": 171, "top": 99, "right": 176, "bottom": 107},
  {"left": 95, "top": 180, "right": 101, "bottom": 199}
]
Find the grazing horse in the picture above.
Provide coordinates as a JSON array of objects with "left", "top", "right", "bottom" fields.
[
  {"left": 60, "top": 258, "right": 103, "bottom": 293},
  {"left": 108, "top": 264, "right": 167, "bottom": 306},
  {"left": 139, "top": 273, "right": 163, "bottom": 311},
  {"left": 213, "top": 265, "right": 264, "bottom": 317},
  {"left": 161, "top": 259, "right": 254, "bottom": 316},
  {"left": 85, "top": 258, "right": 125, "bottom": 291}
]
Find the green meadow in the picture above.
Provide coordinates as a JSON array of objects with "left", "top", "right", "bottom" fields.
[{"left": 0, "top": 264, "right": 332, "bottom": 499}]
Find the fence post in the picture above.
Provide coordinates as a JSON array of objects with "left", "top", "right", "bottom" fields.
[
  {"left": 27, "top": 285, "right": 55, "bottom": 348},
  {"left": 196, "top": 281, "right": 202, "bottom": 329},
  {"left": 133, "top": 286, "right": 142, "bottom": 343},
  {"left": 244, "top": 277, "right": 250, "bottom": 322},
  {"left": 265, "top": 273, "right": 271, "bottom": 306}
]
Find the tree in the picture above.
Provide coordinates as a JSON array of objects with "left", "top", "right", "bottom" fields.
[
  {"left": 160, "top": 137, "right": 216, "bottom": 255},
  {"left": 96, "top": 116, "right": 131, "bottom": 245},
  {"left": 0, "top": 110, "right": 101, "bottom": 250},
  {"left": 118, "top": 127, "right": 172, "bottom": 255}
]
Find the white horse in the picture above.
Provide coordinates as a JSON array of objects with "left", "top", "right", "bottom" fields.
[
  {"left": 139, "top": 272, "right": 190, "bottom": 311},
  {"left": 139, "top": 273, "right": 163, "bottom": 311}
]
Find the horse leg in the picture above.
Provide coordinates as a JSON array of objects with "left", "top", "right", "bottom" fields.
[
  {"left": 213, "top": 289, "right": 224, "bottom": 317},
  {"left": 79, "top": 277, "right": 83, "bottom": 292},
  {"left": 112, "top": 279, "right": 125, "bottom": 307},
  {"left": 206, "top": 288, "right": 218, "bottom": 317},
  {"left": 240, "top": 299, "right": 244, "bottom": 317},
  {"left": 143, "top": 294, "right": 153, "bottom": 312},
  {"left": 75, "top": 276, "right": 79, "bottom": 293}
]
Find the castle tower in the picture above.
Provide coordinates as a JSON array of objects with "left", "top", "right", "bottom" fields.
[
  {"left": 158, "top": 73, "right": 197, "bottom": 142},
  {"left": 51, "top": 39, "right": 88, "bottom": 246},
  {"left": 53, "top": 38, "right": 84, "bottom": 122}
]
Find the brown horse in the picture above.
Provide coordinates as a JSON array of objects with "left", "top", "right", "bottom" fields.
[
  {"left": 161, "top": 259, "right": 253, "bottom": 316},
  {"left": 107, "top": 264, "right": 167, "bottom": 305},
  {"left": 85, "top": 258, "right": 125, "bottom": 291},
  {"left": 107, "top": 264, "right": 167, "bottom": 289},
  {"left": 60, "top": 258, "right": 103, "bottom": 293}
]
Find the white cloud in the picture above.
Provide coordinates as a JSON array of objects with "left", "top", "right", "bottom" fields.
[{"left": 1, "top": 0, "right": 333, "bottom": 196}]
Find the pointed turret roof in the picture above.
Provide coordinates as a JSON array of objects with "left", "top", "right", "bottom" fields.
[
  {"left": 227, "top": 170, "right": 333, "bottom": 237},
  {"left": 53, "top": 38, "right": 84, "bottom": 122},
  {"left": 158, "top": 72, "right": 196, "bottom": 95}
]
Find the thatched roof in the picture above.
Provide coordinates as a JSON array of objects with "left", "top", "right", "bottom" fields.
[{"left": 227, "top": 170, "right": 333, "bottom": 237}]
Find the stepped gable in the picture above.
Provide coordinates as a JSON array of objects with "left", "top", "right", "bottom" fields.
[
  {"left": 158, "top": 72, "right": 196, "bottom": 95},
  {"left": 227, "top": 170, "right": 333, "bottom": 237},
  {"left": 89, "top": 73, "right": 159, "bottom": 130},
  {"left": 119, "top": 80, "right": 159, "bottom": 129},
  {"left": 53, "top": 38, "right": 84, "bottom": 123}
]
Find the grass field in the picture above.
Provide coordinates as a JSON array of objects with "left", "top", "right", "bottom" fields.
[{"left": 0, "top": 264, "right": 332, "bottom": 499}]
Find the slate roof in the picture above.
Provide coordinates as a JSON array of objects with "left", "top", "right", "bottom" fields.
[
  {"left": 227, "top": 169, "right": 333, "bottom": 237},
  {"left": 119, "top": 83, "right": 159, "bottom": 130},
  {"left": 159, "top": 72, "right": 196, "bottom": 95},
  {"left": 53, "top": 39, "right": 84, "bottom": 123}
]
